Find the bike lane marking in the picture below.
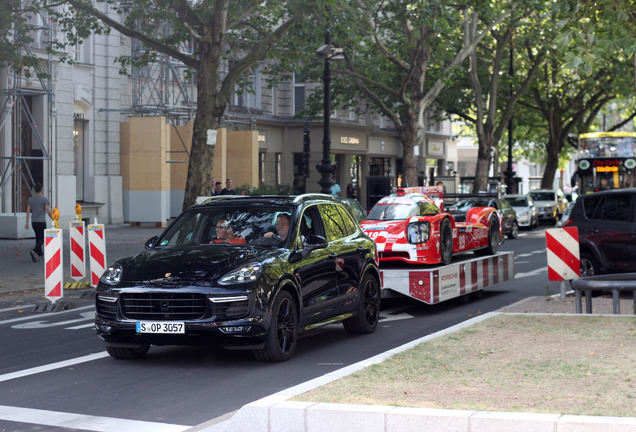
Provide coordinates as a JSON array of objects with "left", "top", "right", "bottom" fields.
[
  {"left": 0, "top": 305, "right": 94, "bottom": 325},
  {"left": 0, "top": 405, "right": 190, "bottom": 432},
  {"left": 0, "top": 352, "right": 108, "bottom": 383}
]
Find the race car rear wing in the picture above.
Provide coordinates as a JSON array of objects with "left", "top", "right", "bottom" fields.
[{"left": 395, "top": 184, "right": 504, "bottom": 212}]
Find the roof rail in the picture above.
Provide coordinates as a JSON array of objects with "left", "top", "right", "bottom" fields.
[
  {"left": 195, "top": 195, "right": 244, "bottom": 205},
  {"left": 293, "top": 193, "right": 334, "bottom": 203}
]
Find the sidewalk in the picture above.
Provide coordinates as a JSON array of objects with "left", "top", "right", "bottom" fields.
[{"left": 0, "top": 223, "right": 163, "bottom": 295}]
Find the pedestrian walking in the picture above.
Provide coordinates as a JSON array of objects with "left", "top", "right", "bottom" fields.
[
  {"left": 330, "top": 179, "right": 341, "bottom": 198},
  {"left": 24, "top": 182, "right": 53, "bottom": 262},
  {"left": 221, "top": 178, "right": 236, "bottom": 195}
]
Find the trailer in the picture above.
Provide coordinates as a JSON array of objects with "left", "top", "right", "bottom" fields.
[{"left": 379, "top": 251, "right": 514, "bottom": 304}]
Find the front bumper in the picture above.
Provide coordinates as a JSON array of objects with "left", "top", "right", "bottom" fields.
[
  {"left": 95, "top": 314, "right": 268, "bottom": 350},
  {"left": 94, "top": 286, "right": 270, "bottom": 350},
  {"left": 537, "top": 207, "right": 556, "bottom": 219}
]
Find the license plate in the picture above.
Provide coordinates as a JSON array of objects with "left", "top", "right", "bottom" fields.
[{"left": 136, "top": 321, "right": 185, "bottom": 334}]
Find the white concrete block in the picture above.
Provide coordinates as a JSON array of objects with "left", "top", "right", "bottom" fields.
[
  {"left": 470, "top": 411, "right": 560, "bottom": 432},
  {"left": 270, "top": 401, "right": 315, "bottom": 432},
  {"left": 557, "top": 414, "right": 636, "bottom": 432},
  {"left": 386, "top": 407, "right": 473, "bottom": 432},
  {"left": 227, "top": 402, "right": 271, "bottom": 432},
  {"left": 306, "top": 403, "right": 392, "bottom": 432}
]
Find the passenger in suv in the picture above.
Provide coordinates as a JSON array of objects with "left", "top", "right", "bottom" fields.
[
  {"left": 95, "top": 194, "right": 380, "bottom": 362},
  {"left": 565, "top": 188, "right": 636, "bottom": 276},
  {"left": 528, "top": 189, "right": 569, "bottom": 224}
]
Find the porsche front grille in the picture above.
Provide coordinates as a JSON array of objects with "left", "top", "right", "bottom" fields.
[{"left": 120, "top": 293, "right": 207, "bottom": 320}]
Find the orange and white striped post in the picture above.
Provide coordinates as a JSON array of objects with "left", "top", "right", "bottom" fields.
[
  {"left": 88, "top": 220, "right": 107, "bottom": 288},
  {"left": 69, "top": 219, "right": 86, "bottom": 281},
  {"left": 44, "top": 225, "right": 63, "bottom": 303}
]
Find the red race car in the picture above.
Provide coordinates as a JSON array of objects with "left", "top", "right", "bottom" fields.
[{"left": 360, "top": 186, "right": 502, "bottom": 265}]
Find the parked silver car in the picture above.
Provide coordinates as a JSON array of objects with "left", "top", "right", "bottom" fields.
[
  {"left": 504, "top": 194, "right": 539, "bottom": 229},
  {"left": 528, "top": 189, "right": 569, "bottom": 224}
]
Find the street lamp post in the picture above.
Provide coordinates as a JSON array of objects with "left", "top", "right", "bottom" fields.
[
  {"left": 504, "top": 40, "right": 516, "bottom": 193},
  {"left": 315, "top": 30, "right": 342, "bottom": 194}
]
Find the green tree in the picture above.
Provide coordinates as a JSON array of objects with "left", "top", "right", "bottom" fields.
[
  {"left": 274, "top": 1, "right": 510, "bottom": 187},
  {"left": 515, "top": 0, "right": 636, "bottom": 189},
  {"left": 47, "top": 0, "right": 313, "bottom": 208},
  {"left": 436, "top": 1, "right": 548, "bottom": 192},
  {"left": 335, "top": 0, "right": 511, "bottom": 187},
  {"left": 0, "top": 0, "right": 42, "bottom": 77}
]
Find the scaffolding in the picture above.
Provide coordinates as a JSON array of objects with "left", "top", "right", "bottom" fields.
[
  {"left": 129, "top": 36, "right": 198, "bottom": 161},
  {"left": 0, "top": 9, "right": 53, "bottom": 214}
]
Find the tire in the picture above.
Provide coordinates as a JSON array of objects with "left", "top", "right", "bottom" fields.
[
  {"left": 439, "top": 219, "right": 453, "bottom": 265},
  {"left": 254, "top": 290, "right": 298, "bottom": 362},
  {"left": 343, "top": 274, "right": 380, "bottom": 334},
  {"left": 476, "top": 214, "right": 500, "bottom": 256},
  {"left": 507, "top": 221, "right": 518, "bottom": 239},
  {"left": 580, "top": 251, "right": 600, "bottom": 277},
  {"left": 106, "top": 344, "right": 150, "bottom": 359},
  {"left": 532, "top": 216, "right": 539, "bottom": 229}
]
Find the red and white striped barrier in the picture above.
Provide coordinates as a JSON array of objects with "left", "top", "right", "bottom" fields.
[
  {"left": 380, "top": 252, "right": 514, "bottom": 305},
  {"left": 44, "top": 228, "right": 63, "bottom": 303},
  {"left": 88, "top": 223, "right": 107, "bottom": 288},
  {"left": 545, "top": 227, "right": 580, "bottom": 281},
  {"left": 69, "top": 220, "right": 86, "bottom": 281}
]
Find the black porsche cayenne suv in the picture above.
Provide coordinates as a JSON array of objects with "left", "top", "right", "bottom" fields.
[{"left": 95, "top": 194, "right": 381, "bottom": 361}]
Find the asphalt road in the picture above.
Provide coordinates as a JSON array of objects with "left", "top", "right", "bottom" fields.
[{"left": 0, "top": 224, "right": 555, "bottom": 431}]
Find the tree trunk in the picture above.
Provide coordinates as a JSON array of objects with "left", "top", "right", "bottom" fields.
[
  {"left": 400, "top": 115, "right": 418, "bottom": 187},
  {"left": 183, "top": 48, "right": 223, "bottom": 209},
  {"left": 541, "top": 140, "right": 560, "bottom": 189}
]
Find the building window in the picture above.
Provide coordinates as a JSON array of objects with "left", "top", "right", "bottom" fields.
[
  {"left": 369, "top": 157, "right": 391, "bottom": 176},
  {"left": 275, "top": 153, "right": 282, "bottom": 187},
  {"left": 233, "top": 65, "right": 261, "bottom": 109},
  {"left": 259, "top": 152, "right": 266, "bottom": 184},
  {"left": 293, "top": 73, "right": 305, "bottom": 115},
  {"left": 271, "top": 86, "right": 277, "bottom": 116}
]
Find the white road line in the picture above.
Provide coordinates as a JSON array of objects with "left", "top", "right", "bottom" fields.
[
  {"left": 0, "top": 352, "right": 108, "bottom": 383},
  {"left": 515, "top": 266, "right": 548, "bottom": 279},
  {"left": 0, "top": 405, "right": 190, "bottom": 432},
  {"left": 0, "top": 304, "right": 94, "bottom": 325},
  {"left": 0, "top": 304, "right": 35, "bottom": 313},
  {"left": 515, "top": 250, "right": 546, "bottom": 258},
  {"left": 66, "top": 323, "right": 95, "bottom": 330}
]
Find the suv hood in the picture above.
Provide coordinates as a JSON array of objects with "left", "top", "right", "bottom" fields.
[{"left": 116, "top": 245, "right": 276, "bottom": 284}]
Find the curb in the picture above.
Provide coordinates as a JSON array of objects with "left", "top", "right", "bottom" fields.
[{"left": 190, "top": 312, "right": 636, "bottom": 432}]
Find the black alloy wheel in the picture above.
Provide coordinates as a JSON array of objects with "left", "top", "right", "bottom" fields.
[
  {"left": 343, "top": 274, "right": 380, "bottom": 334},
  {"left": 254, "top": 290, "right": 298, "bottom": 362}
]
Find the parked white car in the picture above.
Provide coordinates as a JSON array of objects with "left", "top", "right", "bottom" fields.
[{"left": 504, "top": 194, "right": 539, "bottom": 229}]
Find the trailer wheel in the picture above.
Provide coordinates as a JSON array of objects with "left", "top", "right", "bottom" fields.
[{"left": 440, "top": 219, "right": 453, "bottom": 265}]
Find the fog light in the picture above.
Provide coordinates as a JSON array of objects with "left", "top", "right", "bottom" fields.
[{"left": 220, "top": 326, "right": 251, "bottom": 334}]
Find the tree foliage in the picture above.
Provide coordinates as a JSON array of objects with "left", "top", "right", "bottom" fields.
[{"left": 45, "top": 0, "right": 315, "bottom": 208}]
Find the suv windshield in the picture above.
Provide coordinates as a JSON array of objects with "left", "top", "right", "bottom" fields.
[
  {"left": 529, "top": 192, "right": 555, "bottom": 201},
  {"left": 156, "top": 206, "right": 294, "bottom": 247}
]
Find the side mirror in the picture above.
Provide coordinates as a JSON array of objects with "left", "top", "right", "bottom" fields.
[
  {"left": 301, "top": 234, "right": 328, "bottom": 257},
  {"left": 145, "top": 236, "right": 158, "bottom": 249}
]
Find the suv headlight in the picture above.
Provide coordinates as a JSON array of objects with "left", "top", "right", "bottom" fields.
[
  {"left": 219, "top": 263, "right": 262, "bottom": 284},
  {"left": 407, "top": 222, "right": 430, "bottom": 244},
  {"left": 101, "top": 264, "right": 123, "bottom": 285}
]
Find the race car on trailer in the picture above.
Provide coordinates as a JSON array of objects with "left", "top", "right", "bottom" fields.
[{"left": 360, "top": 185, "right": 502, "bottom": 266}]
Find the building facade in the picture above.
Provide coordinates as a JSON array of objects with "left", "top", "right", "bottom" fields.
[{"left": 0, "top": 11, "right": 455, "bottom": 238}]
